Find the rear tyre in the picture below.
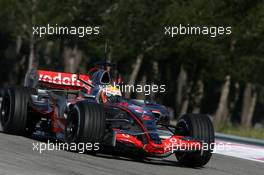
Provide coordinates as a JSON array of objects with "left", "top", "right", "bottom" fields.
[
  {"left": 65, "top": 101, "right": 105, "bottom": 152},
  {"left": 175, "top": 114, "right": 215, "bottom": 167},
  {"left": 0, "top": 87, "right": 31, "bottom": 135}
]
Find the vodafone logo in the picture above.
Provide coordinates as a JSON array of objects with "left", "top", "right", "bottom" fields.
[
  {"left": 39, "top": 73, "right": 80, "bottom": 86},
  {"left": 38, "top": 70, "right": 90, "bottom": 87}
]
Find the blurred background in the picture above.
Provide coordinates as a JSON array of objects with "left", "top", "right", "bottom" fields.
[{"left": 0, "top": 0, "right": 264, "bottom": 138}]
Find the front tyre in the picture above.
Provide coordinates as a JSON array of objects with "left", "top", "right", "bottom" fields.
[
  {"left": 175, "top": 114, "right": 215, "bottom": 167},
  {"left": 65, "top": 101, "right": 105, "bottom": 152}
]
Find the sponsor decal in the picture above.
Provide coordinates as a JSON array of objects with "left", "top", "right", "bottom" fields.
[{"left": 38, "top": 70, "right": 91, "bottom": 87}]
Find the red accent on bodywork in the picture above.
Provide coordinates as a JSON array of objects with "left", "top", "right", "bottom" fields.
[
  {"left": 38, "top": 70, "right": 91, "bottom": 93},
  {"left": 116, "top": 133, "right": 202, "bottom": 155},
  {"left": 118, "top": 102, "right": 129, "bottom": 107},
  {"left": 51, "top": 106, "right": 65, "bottom": 133},
  {"left": 116, "top": 133, "right": 144, "bottom": 148},
  {"left": 142, "top": 115, "right": 152, "bottom": 121}
]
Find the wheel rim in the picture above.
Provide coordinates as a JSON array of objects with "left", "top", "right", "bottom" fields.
[
  {"left": 1, "top": 93, "right": 11, "bottom": 126},
  {"left": 175, "top": 120, "right": 190, "bottom": 136},
  {"left": 175, "top": 119, "right": 191, "bottom": 159},
  {"left": 66, "top": 108, "right": 79, "bottom": 141}
]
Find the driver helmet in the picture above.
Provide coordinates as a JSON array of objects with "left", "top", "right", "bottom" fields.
[{"left": 97, "top": 85, "right": 122, "bottom": 104}]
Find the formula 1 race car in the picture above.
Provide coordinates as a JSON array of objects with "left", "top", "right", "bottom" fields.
[{"left": 0, "top": 61, "right": 214, "bottom": 167}]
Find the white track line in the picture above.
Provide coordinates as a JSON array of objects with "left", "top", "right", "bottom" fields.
[{"left": 214, "top": 139, "right": 264, "bottom": 163}]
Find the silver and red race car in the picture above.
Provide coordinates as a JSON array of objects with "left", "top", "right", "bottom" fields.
[{"left": 0, "top": 62, "right": 214, "bottom": 167}]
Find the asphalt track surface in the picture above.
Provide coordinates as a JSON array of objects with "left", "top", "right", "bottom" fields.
[{"left": 0, "top": 132, "right": 264, "bottom": 175}]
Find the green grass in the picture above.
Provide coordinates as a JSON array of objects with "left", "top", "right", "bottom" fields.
[{"left": 217, "top": 125, "right": 264, "bottom": 140}]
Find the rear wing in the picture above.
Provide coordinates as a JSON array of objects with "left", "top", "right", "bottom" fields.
[{"left": 38, "top": 70, "right": 92, "bottom": 92}]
